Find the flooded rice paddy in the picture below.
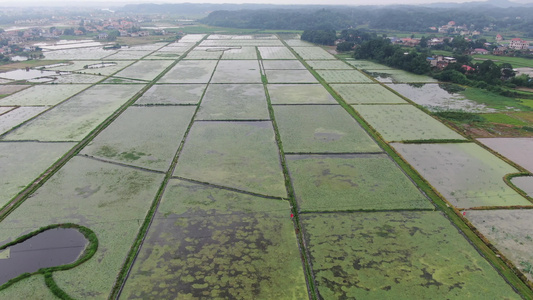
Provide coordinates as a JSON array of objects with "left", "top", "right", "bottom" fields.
[{"left": 0, "top": 34, "right": 531, "bottom": 299}]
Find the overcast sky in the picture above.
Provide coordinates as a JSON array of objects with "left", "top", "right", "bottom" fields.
[
  {"left": 0, "top": 0, "right": 531, "bottom": 7},
  {"left": 0, "top": 0, "right": 498, "bottom": 7}
]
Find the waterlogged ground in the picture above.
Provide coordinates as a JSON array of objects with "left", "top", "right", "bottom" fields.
[
  {"left": 174, "top": 121, "right": 287, "bottom": 198},
  {"left": 301, "top": 211, "right": 520, "bottom": 299},
  {"left": 273, "top": 105, "right": 381, "bottom": 153},
  {"left": 286, "top": 154, "right": 432, "bottom": 212},
  {"left": 355, "top": 105, "right": 466, "bottom": 141},
  {"left": 392, "top": 143, "right": 530, "bottom": 208},
  {"left": 121, "top": 179, "right": 308, "bottom": 299},
  {"left": 81, "top": 106, "right": 195, "bottom": 171},
  {"left": 1, "top": 33, "right": 531, "bottom": 299},
  {"left": 0, "top": 156, "right": 164, "bottom": 298}
]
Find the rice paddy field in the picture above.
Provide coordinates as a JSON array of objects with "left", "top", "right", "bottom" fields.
[
  {"left": 354, "top": 104, "right": 466, "bottom": 141},
  {"left": 478, "top": 138, "right": 533, "bottom": 173},
  {"left": 392, "top": 143, "right": 531, "bottom": 208},
  {"left": 331, "top": 83, "right": 407, "bottom": 104},
  {"left": 365, "top": 69, "right": 438, "bottom": 83},
  {"left": 0, "top": 33, "right": 532, "bottom": 299}
]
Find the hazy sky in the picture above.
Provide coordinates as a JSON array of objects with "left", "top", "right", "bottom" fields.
[
  {"left": 1, "top": 0, "right": 532, "bottom": 8},
  {"left": 0, "top": 0, "right": 504, "bottom": 7}
]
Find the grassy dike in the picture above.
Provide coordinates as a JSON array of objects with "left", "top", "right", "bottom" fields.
[
  {"left": 0, "top": 223, "right": 98, "bottom": 300},
  {"left": 110, "top": 35, "right": 217, "bottom": 299},
  {"left": 281, "top": 39, "right": 533, "bottom": 298},
  {"left": 256, "top": 46, "right": 317, "bottom": 300}
]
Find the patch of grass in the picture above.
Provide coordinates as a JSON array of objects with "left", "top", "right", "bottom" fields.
[
  {"left": 472, "top": 54, "right": 533, "bottom": 68},
  {"left": 461, "top": 87, "right": 533, "bottom": 111},
  {"left": 481, "top": 113, "right": 528, "bottom": 126},
  {"left": 434, "top": 111, "right": 485, "bottom": 123}
]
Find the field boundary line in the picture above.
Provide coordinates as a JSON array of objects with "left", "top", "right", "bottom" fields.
[
  {"left": 173, "top": 175, "right": 289, "bottom": 201},
  {"left": 111, "top": 34, "right": 219, "bottom": 299},
  {"left": 78, "top": 154, "right": 166, "bottom": 175},
  {"left": 260, "top": 40, "right": 317, "bottom": 300}
]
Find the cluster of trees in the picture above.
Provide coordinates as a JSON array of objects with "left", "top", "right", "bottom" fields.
[
  {"left": 354, "top": 38, "right": 431, "bottom": 74},
  {"left": 199, "top": 4, "right": 533, "bottom": 32},
  {"left": 301, "top": 29, "right": 336, "bottom": 46}
]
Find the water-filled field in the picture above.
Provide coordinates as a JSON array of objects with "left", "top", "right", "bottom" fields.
[
  {"left": 331, "top": 84, "right": 407, "bottom": 104},
  {"left": 81, "top": 106, "right": 195, "bottom": 171},
  {"left": 317, "top": 70, "right": 374, "bottom": 83},
  {"left": 354, "top": 105, "right": 466, "bottom": 141},
  {"left": 1, "top": 84, "right": 143, "bottom": 141},
  {"left": 291, "top": 47, "right": 335, "bottom": 60},
  {"left": 135, "top": 84, "right": 206, "bottom": 105},
  {"left": 265, "top": 69, "right": 318, "bottom": 83},
  {"left": 211, "top": 60, "right": 262, "bottom": 83},
  {"left": 196, "top": 84, "right": 269, "bottom": 120},
  {"left": 268, "top": 84, "right": 338, "bottom": 104},
  {"left": 302, "top": 211, "right": 520, "bottom": 299},
  {"left": 0, "top": 84, "right": 89, "bottom": 106},
  {"left": 174, "top": 121, "right": 287, "bottom": 198},
  {"left": 286, "top": 154, "right": 432, "bottom": 211},
  {"left": 273, "top": 105, "right": 381, "bottom": 153},
  {"left": 258, "top": 47, "right": 297, "bottom": 60},
  {"left": 478, "top": 138, "right": 533, "bottom": 173},
  {"left": 392, "top": 143, "right": 530, "bottom": 208},
  {"left": 158, "top": 60, "right": 217, "bottom": 83},
  {"left": 120, "top": 179, "right": 307, "bottom": 299}
]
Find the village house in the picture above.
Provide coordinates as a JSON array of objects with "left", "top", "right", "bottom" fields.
[
  {"left": 492, "top": 46, "right": 508, "bottom": 55},
  {"left": 426, "top": 55, "right": 456, "bottom": 69},
  {"left": 509, "top": 38, "right": 529, "bottom": 50},
  {"left": 472, "top": 48, "right": 489, "bottom": 55},
  {"left": 496, "top": 34, "right": 503, "bottom": 42}
]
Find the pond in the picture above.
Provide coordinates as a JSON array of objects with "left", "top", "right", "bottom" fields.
[{"left": 0, "top": 228, "right": 88, "bottom": 286}]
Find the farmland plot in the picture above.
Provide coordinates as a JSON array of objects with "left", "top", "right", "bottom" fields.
[
  {"left": 347, "top": 60, "right": 393, "bottom": 70},
  {"left": 258, "top": 47, "right": 297, "bottom": 60},
  {"left": 285, "top": 40, "right": 314, "bottom": 47},
  {"left": 366, "top": 69, "right": 437, "bottom": 83},
  {"left": 265, "top": 69, "right": 318, "bottom": 83},
  {"left": 0, "top": 156, "right": 164, "bottom": 299},
  {"left": 0, "top": 107, "right": 49, "bottom": 135},
  {"left": 267, "top": 84, "right": 337, "bottom": 104},
  {"left": 43, "top": 47, "right": 114, "bottom": 60},
  {"left": 121, "top": 43, "right": 167, "bottom": 51},
  {"left": 196, "top": 84, "right": 269, "bottom": 120},
  {"left": 158, "top": 60, "right": 217, "bottom": 84},
  {"left": 273, "top": 105, "right": 381, "bottom": 153},
  {"left": 301, "top": 211, "right": 520, "bottom": 299},
  {"left": 331, "top": 84, "right": 406, "bottom": 104},
  {"left": 174, "top": 121, "right": 287, "bottom": 198},
  {"left": 467, "top": 210, "right": 533, "bottom": 282},
  {"left": 121, "top": 179, "right": 308, "bottom": 299},
  {"left": 262, "top": 60, "right": 305, "bottom": 70},
  {"left": 0, "top": 107, "right": 14, "bottom": 115},
  {"left": 103, "top": 50, "right": 153, "bottom": 60},
  {"left": 291, "top": 47, "right": 335, "bottom": 60},
  {"left": 210, "top": 60, "right": 262, "bottom": 84},
  {"left": 112, "top": 60, "right": 173, "bottom": 81},
  {"left": 0, "top": 85, "right": 28, "bottom": 96},
  {"left": 306, "top": 60, "right": 353, "bottom": 70},
  {"left": 0, "top": 84, "right": 89, "bottom": 106},
  {"left": 179, "top": 34, "right": 206, "bottom": 42},
  {"left": 44, "top": 60, "right": 134, "bottom": 76},
  {"left": 199, "top": 40, "right": 283, "bottom": 47},
  {"left": 81, "top": 106, "right": 195, "bottom": 171},
  {"left": 354, "top": 105, "right": 466, "bottom": 141},
  {"left": 184, "top": 48, "right": 223, "bottom": 60},
  {"left": 0, "top": 141, "right": 76, "bottom": 208},
  {"left": 48, "top": 73, "right": 104, "bottom": 84},
  {"left": 143, "top": 53, "right": 181, "bottom": 60},
  {"left": 317, "top": 70, "right": 374, "bottom": 83},
  {"left": 221, "top": 46, "right": 257, "bottom": 60},
  {"left": 286, "top": 154, "right": 432, "bottom": 211},
  {"left": 478, "top": 138, "right": 533, "bottom": 173},
  {"left": 0, "top": 274, "right": 56, "bottom": 299},
  {"left": 386, "top": 83, "right": 494, "bottom": 112},
  {"left": 512, "top": 176, "right": 533, "bottom": 197},
  {"left": 1, "top": 84, "right": 144, "bottom": 141},
  {"left": 155, "top": 46, "right": 191, "bottom": 53},
  {"left": 392, "top": 143, "right": 531, "bottom": 208},
  {"left": 135, "top": 84, "right": 206, "bottom": 105}
]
